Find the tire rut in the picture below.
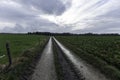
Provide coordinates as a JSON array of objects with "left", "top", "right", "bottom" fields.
[
  {"left": 30, "top": 38, "right": 57, "bottom": 80},
  {"left": 53, "top": 37, "right": 110, "bottom": 80},
  {"left": 53, "top": 38, "right": 84, "bottom": 80}
]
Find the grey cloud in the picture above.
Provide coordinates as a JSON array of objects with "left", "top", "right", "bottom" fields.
[
  {"left": 0, "top": 4, "right": 37, "bottom": 23},
  {"left": 1, "top": 20, "right": 59, "bottom": 33},
  {"left": 1, "top": 20, "right": 73, "bottom": 33},
  {"left": 71, "top": 4, "right": 120, "bottom": 34},
  {"left": 99, "top": 8, "right": 120, "bottom": 18},
  {"left": 73, "top": 21, "right": 120, "bottom": 34},
  {"left": 0, "top": 0, "right": 69, "bottom": 33},
  {"left": 13, "top": 0, "right": 66, "bottom": 15},
  {"left": 0, "top": 0, "right": 120, "bottom": 34}
]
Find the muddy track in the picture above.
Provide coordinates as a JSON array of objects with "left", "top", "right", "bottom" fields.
[
  {"left": 30, "top": 38, "right": 57, "bottom": 80},
  {"left": 53, "top": 38, "right": 84, "bottom": 80},
  {"left": 30, "top": 37, "right": 110, "bottom": 80},
  {"left": 53, "top": 37, "right": 110, "bottom": 80}
]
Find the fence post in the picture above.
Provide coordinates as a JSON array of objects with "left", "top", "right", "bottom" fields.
[{"left": 6, "top": 42, "right": 12, "bottom": 68}]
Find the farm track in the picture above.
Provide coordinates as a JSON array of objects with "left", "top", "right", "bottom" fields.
[
  {"left": 53, "top": 37, "right": 110, "bottom": 80},
  {"left": 53, "top": 38, "right": 83, "bottom": 80},
  {"left": 31, "top": 37, "right": 110, "bottom": 80},
  {"left": 30, "top": 37, "right": 57, "bottom": 80}
]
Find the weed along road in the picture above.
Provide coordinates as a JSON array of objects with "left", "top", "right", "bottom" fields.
[{"left": 31, "top": 37, "right": 110, "bottom": 80}]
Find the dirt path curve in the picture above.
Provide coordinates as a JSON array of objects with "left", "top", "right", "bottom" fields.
[
  {"left": 53, "top": 37, "right": 110, "bottom": 80},
  {"left": 31, "top": 37, "right": 57, "bottom": 80}
]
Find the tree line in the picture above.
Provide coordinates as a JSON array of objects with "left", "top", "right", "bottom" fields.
[{"left": 28, "top": 32, "right": 120, "bottom": 36}]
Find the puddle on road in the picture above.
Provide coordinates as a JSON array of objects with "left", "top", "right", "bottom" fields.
[{"left": 53, "top": 37, "right": 110, "bottom": 80}]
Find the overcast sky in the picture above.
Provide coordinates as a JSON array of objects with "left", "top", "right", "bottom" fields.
[{"left": 0, "top": 0, "right": 120, "bottom": 33}]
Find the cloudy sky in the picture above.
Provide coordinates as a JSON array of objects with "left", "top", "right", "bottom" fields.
[{"left": 0, "top": 0, "right": 120, "bottom": 33}]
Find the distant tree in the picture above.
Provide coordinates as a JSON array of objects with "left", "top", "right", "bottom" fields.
[{"left": 27, "top": 32, "right": 119, "bottom": 36}]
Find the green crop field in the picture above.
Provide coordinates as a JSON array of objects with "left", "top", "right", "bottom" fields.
[
  {"left": 56, "top": 36, "right": 120, "bottom": 80},
  {"left": 0, "top": 34, "right": 48, "bottom": 64}
]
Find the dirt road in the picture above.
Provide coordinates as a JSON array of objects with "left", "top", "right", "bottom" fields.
[
  {"left": 53, "top": 37, "right": 110, "bottom": 80},
  {"left": 30, "top": 37, "right": 110, "bottom": 80},
  {"left": 53, "top": 38, "right": 83, "bottom": 80},
  {"left": 31, "top": 38, "right": 57, "bottom": 80}
]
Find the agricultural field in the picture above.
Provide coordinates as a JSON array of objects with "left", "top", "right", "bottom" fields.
[
  {"left": 1, "top": 34, "right": 120, "bottom": 80},
  {"left": 0, "top": 34, "right": 48, "bottom": 64},
  {"left": 56, "top": 36, "right": 120, "bottom": 80},
  {"left": 0, "top": 34, "right": 49, "bottom": 80}
]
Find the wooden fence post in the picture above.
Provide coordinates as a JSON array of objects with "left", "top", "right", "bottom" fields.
[{"left": 6, "top": 42, "right": 12, "bottom": 68}]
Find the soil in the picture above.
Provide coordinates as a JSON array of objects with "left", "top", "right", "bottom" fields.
[
  {"left": 53, "top": 39, "right": 84, "bottom": 80},
  {"left": 30, "top": 38, "right": 57, "bottom": 80}
]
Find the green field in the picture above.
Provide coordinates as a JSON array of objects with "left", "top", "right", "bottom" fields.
[
  {"left": 0, "top": 34, "right": 49, "bottom": 80},
  {"left": 0, "top": 34, "right": 48, "bottom": 64},
  {"left": 56, "top": 36, "right": 120, "bottom": 80}
]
